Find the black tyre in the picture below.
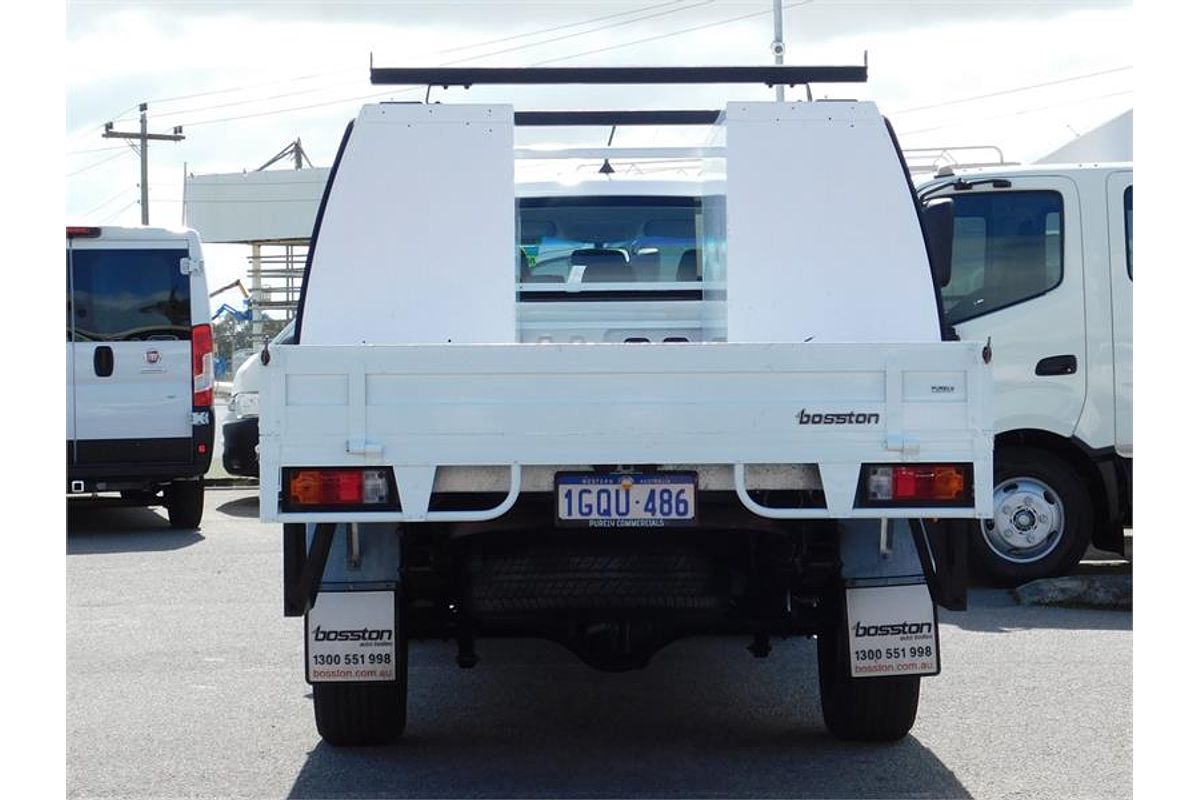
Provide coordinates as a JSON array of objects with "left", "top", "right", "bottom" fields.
[
  {"left": 313, "top": 640, "right": 409, "bottom": 746},
  {"left": 817, "top": 591, "right": 920, "bottom": 742},
  {"left": 971, "top": 446, "right": 1092, "bottom": 587},
  {"left": 165, "top": 479, "right": 204, "bottom": 529}
]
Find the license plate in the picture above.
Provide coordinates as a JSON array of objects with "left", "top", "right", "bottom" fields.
[{"left": 555, "top": 472, "right": 697, "bottom": 528}]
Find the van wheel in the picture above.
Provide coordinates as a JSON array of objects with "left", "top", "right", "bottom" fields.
[
  {"left": 971, "top": 446, "right": 1092, "bottom": 587},
  {"left": 313, "top": 641, "right": 409, "bottom": 746},
  {"left": 165, "top": 480, "right": 204, "bottom": 529},
  {"left": 817, "top": 591, "right": 920, "bottom": 742}
]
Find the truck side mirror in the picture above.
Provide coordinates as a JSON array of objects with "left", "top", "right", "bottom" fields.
[{"left": 922, "top": 198, "right": 955, "bottom": 288}]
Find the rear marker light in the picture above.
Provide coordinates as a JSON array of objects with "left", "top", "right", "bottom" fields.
[
  {"left": 66, "top": 226, "right": 101, "bottom": 238},
  {"left": 866, "top": 465, "right": 967, "bottom": 503},
  {"left": 287, "top": 469, "right": 391, "bottom": 508}
]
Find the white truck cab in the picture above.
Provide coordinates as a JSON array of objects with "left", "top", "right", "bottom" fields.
[
  {"left": 919, "top": 163, "right": 1132, "bottom": 584},
  {"left": 66, "top": 225, "right": 214, "bottom": 527},
  {"left": 257, "top": 65, "right": 994, "bottom": 747}
]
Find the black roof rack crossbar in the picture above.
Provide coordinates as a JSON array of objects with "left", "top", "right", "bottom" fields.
[
  {"left": 514, "top": 110, "right": 721, "bottom": 126},
  {"left": 370, "top": 65, "right": 868, "bottom": 88}
]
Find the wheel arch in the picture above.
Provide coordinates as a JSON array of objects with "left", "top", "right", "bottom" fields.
[{"left": 993, "top": 429, "right": 1125, "bottom": 555}]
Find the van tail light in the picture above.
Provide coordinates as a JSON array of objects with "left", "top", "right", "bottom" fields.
[
  {"left": 192, "top": 324, "right": 214, "bottom": 407},
  {"left": 66, "top": 226, "right": 101, "bottom": 238},
  {"left": 284, "top": 468, "right": 393, "bottom": 509},
  {"left": 860, "top": 464, "right": 971, "bottom": 506}
]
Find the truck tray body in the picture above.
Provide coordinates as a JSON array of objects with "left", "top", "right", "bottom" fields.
[{"left": 260, "top": 340, "right": 992, "bottom": 523}]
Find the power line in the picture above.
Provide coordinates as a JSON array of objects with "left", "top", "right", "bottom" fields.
[
  {"left": 98, "top": 200, "right": 138, "bottom": 225},
  {"left": 147, "top": 68, "right": 360, "bottom": 107},
  {"left": 138, "top": 1, "right": 693, "bottom": 120},
  {"left": 440, "top": 1, "right": 716, "bottom": 65},
  {"left": 892, "top": 65, "right": 1133, "bottom": 115},
  {"left": 440, "top": 0, "right": 689, "bottom": 53},
  {"left": 68, "top": 144, "right": 130, "bottom": 156},
  {"left": 67, "top": 148, "right": 133, "bottom": 177},
  {"left": 76, "top": 187, "right": 137, "bottom": 218},
  {"left": 531, "top": 0, "right": 815, "bottom": 66},
  {"left": 138, "top": 0, "right": 722, "bottom": 128},
  {"left": 66, "top": 103, "right": 142, "bottom": 143},
  {"left": 898, "top": 89, "right": 1132, "bottom": 136}
]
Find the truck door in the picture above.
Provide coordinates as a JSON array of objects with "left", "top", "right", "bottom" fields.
[
  {"left": 933, "top": 178, "right": 1087, "bottom": 437},
  {"left": 1107, "top": 173, "right": 1133, "bottom": 457},
  {"left": 69, "top": 240, "right": 195, "bottom": 465}
]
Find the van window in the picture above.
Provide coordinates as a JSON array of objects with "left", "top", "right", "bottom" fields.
[
  {"left": 1124, "top": 186, "right": 1133, "bottom": 278},
  {"left": 69, "top": 248, "right": 192, "bottom": 341},
  {"left": 941, "top": 190, "right": 1065, "bottom": 325}
]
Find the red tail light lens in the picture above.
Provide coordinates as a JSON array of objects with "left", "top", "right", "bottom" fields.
[
  {"left": 66, "top": 226, "right": 101, "bottom": 238},
  {"left": 285, "top": 468, "right": 392, "bottom": 508},
  {"left": 192, "top": 324, "right": 214, "bottom": 407},
  {"left": 861, "top": 464, "right": 971, "bottom": 506}
]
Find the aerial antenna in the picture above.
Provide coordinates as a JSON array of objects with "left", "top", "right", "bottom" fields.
[{"left": 598, "top": 124, "right": 617, "bottom": 175}]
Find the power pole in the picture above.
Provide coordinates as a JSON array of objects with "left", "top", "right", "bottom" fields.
[
  {"left": 772, "top": 0, "right": 785, "bottom": 102},
  {"left": 103, "top": 103, "right": 184, "bottom": 225}
]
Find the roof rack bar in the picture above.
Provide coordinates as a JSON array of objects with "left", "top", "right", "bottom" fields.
[
  {"left": 370, "top": 65, "right": 868, "bottom": 87},
  {"left": 514, "top": 110, "right": 721, "bottom": 126}
]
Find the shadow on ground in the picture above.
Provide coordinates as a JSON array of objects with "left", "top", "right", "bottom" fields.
[
  {"left": 287, "top": 638, "right": 971, "bottom": 799},
  {"left": 216, "top": 494, "right": 260, "bottom": 518},
  {"left": 940, "top": 587, "right": 1132, "bottom": 634},
  {"left": 67, "top": 501, "right": 204, "bottom": 554}
]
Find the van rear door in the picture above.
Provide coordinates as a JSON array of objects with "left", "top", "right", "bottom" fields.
[{"left": 68, "top": 236, "right": 196, "bottom": 466}]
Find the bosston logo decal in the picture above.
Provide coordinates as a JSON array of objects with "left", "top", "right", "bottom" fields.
[
  {"left": 795, "top": 409, "right": 881, "bottom": 425},
  {"left": 311, "top": 625, "right": 393, "bottom": 642},
  {"left": 854, "top": 620, "right": 934, "bottom": 637}
]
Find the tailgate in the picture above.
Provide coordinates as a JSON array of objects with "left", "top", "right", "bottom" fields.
[{"left": 259, "top": 341, "right": 993, "bottom": 522}]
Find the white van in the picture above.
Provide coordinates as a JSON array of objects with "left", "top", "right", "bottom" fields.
[
  {"left": 67, "top": 225, "right": 215, "bottom": 528},
  {"left": 918, "top": 163, "right": 1132, "bottom": 585}
]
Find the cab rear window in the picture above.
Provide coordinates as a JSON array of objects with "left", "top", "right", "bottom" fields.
[{"left": 68, "top": 248, "right": 192, "bottom": 342}]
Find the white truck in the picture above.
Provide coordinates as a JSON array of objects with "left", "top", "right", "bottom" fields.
[
  {"left": 918, "top": 163, "right": 1132, "bottom": 585},
  {"left": 257, "top": 65, "right": 994, "bottom": 746}
]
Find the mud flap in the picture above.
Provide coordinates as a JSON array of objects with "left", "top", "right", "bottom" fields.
[
  {"left": 843, "top": 582, "right": 940, "bottom": 678},
  {"left": 912, "top": 519, "right": 969, "bottom": 611},
  {"left": 305, "top": 589, "right": 400, "bottom": 684}
]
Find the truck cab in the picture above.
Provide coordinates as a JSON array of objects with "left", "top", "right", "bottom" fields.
[{"left": 919, "top": 163, "right": 1132, "bottom": 584}]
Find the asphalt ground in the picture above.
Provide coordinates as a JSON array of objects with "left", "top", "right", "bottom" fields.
[{"left": 66, "top": 487, "right": 1131, "bottom": 799}]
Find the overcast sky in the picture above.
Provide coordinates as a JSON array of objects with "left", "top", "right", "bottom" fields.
[{"left": 64, "top": 0, "right": 1133, "bottom": 296}]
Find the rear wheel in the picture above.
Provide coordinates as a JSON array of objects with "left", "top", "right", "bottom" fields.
[
  {"left": 817, "top": 590, "right": 920, "bottom": 742},
  {"left": 971, "top": 446, "right": 1092, "bottom": 587},
  {"left": 166, "top": 479, "right": 204, "bottom": 529},
  {"left": 313, "top": 637, "right": 409, "bottom": 746}
]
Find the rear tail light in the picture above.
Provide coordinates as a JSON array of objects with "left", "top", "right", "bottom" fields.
[
  {"left": 285, "top": 468, "right": 393, "bottom": 509},
  {"left": 192, "top": 324, "right": 214, "bottom": 407},
  {"left": 66, "top": 226, "right": 101, "bottom": 238},
  {"left": 861, "top": 464, "right": 971, "bottom": 506}
]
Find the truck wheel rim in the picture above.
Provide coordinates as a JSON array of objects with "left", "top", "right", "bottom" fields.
[{"left": 981, "top": 477, "right": 1065, "bottom": 564}]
